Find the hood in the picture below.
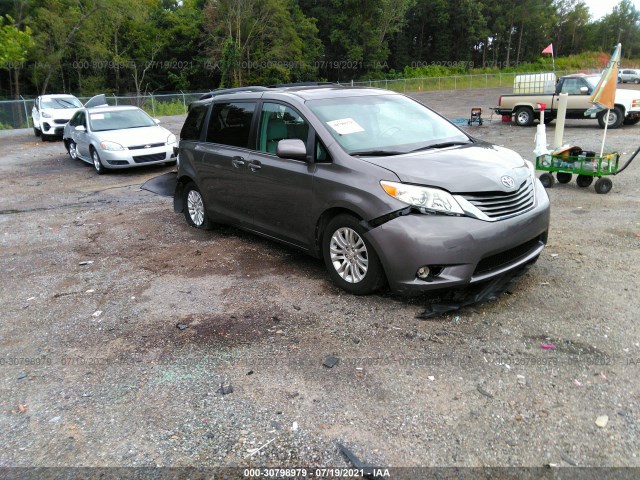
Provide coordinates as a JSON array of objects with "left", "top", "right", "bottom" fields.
[
  {"left": 94, "top": 126, "right": 171, "bottom": 147},
  {"left": 361, "top": 143, "right": 530, "bottom": 193}
]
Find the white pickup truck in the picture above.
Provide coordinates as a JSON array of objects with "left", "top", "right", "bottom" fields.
[{"left": 494, "top": 73, "right": 640, "bottom": 129}]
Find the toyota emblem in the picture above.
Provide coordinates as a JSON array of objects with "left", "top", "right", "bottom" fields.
[{"left": 501, "top": 175, "right": 515, "bottom": 189}]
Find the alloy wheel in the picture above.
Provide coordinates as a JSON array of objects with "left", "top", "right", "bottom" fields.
[{"left": 329, "top": 227, "right": 369, "bottom": 283}]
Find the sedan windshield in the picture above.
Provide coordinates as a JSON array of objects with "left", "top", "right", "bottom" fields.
[
  {"left": 307, "top": 94, "right": 469, "bottom": 155},
  {"left": 89, "top": 109, "right": 157, "bottom": 132},
  {"left": 41, "top": 97, "right": 82, "bottom": 109}
]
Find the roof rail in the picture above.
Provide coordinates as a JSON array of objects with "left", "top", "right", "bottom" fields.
[
  {"left": 198, "top": 86, "right": 269, "bottom": 100},
  {"left": 267, "top": 82, "right": 341, "bottom": 88}
]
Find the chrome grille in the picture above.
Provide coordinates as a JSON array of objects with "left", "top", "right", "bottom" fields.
[
  {"left": 462, "top": 178, "right": 534, "bottom": 220},
  {"left": 129, "top": 142, "right": 164, "bottom": 150}
]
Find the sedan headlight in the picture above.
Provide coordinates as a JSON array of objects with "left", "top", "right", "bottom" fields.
[
  {"left": 167, "top": 134, "right": 177, "bottom": 145},
  {"left": 380, "top": 180, "right": 464, "bottom": 215},
  {"left": 100, "top": 141, "right": 125, "bottom": 151}
]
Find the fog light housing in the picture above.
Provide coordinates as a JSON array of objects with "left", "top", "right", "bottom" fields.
[{"left": 417, "top": 266, "right": 430, "bottom": 279}]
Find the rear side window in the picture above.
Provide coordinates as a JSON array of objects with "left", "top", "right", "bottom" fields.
[
  {"left": 206, "top": 102, "right": 256, "bottom": 148},
  {"left": 181, "top": 104, "right": 208, "bottom": 141}
]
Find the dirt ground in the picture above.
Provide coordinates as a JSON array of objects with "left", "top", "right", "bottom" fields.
[{"left": 1, "top": 86, "right": 640, "bottom": 474}]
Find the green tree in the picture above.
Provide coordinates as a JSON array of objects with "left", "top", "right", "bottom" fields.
[{"left": 0, "top": 14, "right": 34, "bottom": 97}]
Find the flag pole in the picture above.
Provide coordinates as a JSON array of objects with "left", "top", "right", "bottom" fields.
[
  {"left": 552, "top": 51, "right": 555, "bottom": 72},
  {"left": 600, "top": 109, "right": 609, "bottom": 158}
]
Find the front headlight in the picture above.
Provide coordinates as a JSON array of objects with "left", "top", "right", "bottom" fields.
[
  {"left": 380, "top": 180, "right": 464, "bottom": 215},
  {"left": 167, "top": 134, "right": 177, "bottom": 145},
  {"left": 524, "top": 159, "right": 536, "bottom": 178},
  {"left": 100, "top": 141, "right": 125, "bottom": 151},
  {"left": 41, "top": 111, "right": 52, "bottom": 118}
]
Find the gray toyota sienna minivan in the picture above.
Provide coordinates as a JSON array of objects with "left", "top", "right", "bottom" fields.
[{"left": 174, "top": 86, "right": 550, "bottom": 295}]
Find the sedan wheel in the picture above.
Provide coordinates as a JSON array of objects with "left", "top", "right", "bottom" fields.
[
  {"left": 323, "top": 215, "right": 385, "bottom": 294},
  {"left": 92, "top": 149, "right": 106, "bottom": 175},
  {"left": 183, "top": 182, "right": 212, "bottom": 229},
  {"left": 68, "top": 141, "right": 78, "bottom": 160}
]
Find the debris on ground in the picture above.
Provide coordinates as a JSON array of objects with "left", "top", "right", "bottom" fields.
[
  {"left": 323, "top": 356, "right": 339, "bottom": 368},
  {"left": 595, "top": 415, "right": 609, "bottom": 428},
  {"left": 477, "top": 385, "right": 494, "bottom": 399},
  {"left": 217, "top": 383, "right": 233, "bottom": 395},
  {"left": 176, "top": 323, "right": 188, "bottom": 330}
]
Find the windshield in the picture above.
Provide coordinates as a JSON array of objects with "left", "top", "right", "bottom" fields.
[
  {"left": 307, "top": 94, "right": 469, "bottom": 155},
  {"left": 585, "top": 76, "right": 601, "bottom": 88},
  {"left": 41, "top": 97, "right": 82, "bottom": 109},
  {"left": 89, "top": 109, "right": 157, "bottom": 132}
]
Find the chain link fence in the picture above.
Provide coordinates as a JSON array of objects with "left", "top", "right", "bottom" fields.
[
  {"left": 1, "top": 72, "right": 578, "bottom": 130},
  {"left": 338, "top": 71, "right": 570, "bottom": 93},
  {"left": 0, "top": 92, "right": 207, "bottom": 131}
]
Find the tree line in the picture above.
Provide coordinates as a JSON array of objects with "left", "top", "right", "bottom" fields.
[{"left": 1, "top": 0, "right": 639, "bottom": 98}]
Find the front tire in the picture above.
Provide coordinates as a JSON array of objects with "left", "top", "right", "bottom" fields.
[
  {"left": 91, "top": 148, "right": 107, "bottom": 175},
  {"left": 597, "top": 106, "right": 624, "bottom": 129},
  {"left": 322, "top": 215, "right": 385, "bottom": 295},
  {"left": 33, "top": 127, "right": 41, "bottom": 137},
  {"left": 183, "top": 182, "right": 212, "bottom": 229},
  {"left": 539, "top": 173, "right": 555, "bottom": 188},
  {"left": 576, "top": 175, "right": 593, "bottom": 188},
  {"left": 514, "top": 107, "right": 534, "bottom": 127},
  {"left": 556, "top": 172, "right": 572, "bottom": 184}
]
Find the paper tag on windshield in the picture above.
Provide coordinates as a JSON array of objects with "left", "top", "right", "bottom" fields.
[
  {"left": 91, "top": 113, "right": 105, "bottom": 120},
  {"left": 327, "top": 118, "right": 364, "bottom": 135}
]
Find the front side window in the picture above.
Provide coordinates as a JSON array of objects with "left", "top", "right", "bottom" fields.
[
  {"left": 307, "top": 94, "right": 468, "bottom": 156},
  {"left": 257, "top": 103, "right": 309, "bottom": 154},
  {"left": 560, "top": 78, "right": 586, "bottom": 95},
  {"left": 206, "top": 102, "right": 256, "bottom": 148}
]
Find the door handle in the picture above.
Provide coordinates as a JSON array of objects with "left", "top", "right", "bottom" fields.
[
  {"left": 248, "top": 160, "right": 262, "bottom": 172},
  {"left": 232, "top": 156, "right": 245, "bottom": 168}
]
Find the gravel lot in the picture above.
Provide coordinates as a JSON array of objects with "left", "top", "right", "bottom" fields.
[{"left": 1, "top": 86, "right": 639, "bottom": 473}]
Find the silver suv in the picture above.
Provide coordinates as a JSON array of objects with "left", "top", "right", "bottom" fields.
[
  {"left": 619, "top": 69, "right": 640, "bottom": 84},
  {"left": 174, "top": 86, "right": 550, "bottom": 295}
]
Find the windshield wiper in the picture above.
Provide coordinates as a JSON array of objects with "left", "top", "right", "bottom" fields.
[
  {"left": 349, "top": 150, "right": 405, "bottom": 157},
  {"left": 410, "top": 141, "right": 471, "bottom": 152}
]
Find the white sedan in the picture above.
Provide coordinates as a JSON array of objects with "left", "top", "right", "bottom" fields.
[{"left": 63, "top": 105, "right": 177, "bottom": 174}]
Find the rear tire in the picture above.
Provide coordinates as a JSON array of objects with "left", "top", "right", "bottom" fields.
[
  {"left": 556, "top": 172, "right": 572, "bottom": 184},
  {"left": 67, "top": 141, "right": 78, "bottom": 160},
  {"left": 322, "top": 214, "right": 385, "bottom": 295},
  {"left": 594, "top": 177, "right": 613, "bottom": 194},
  {"left": 514, "top": 107, "right": 534, "bottom": 127},
  {"left": 623, "top": 117, "right": 640, "bottom": 126},
  {"left": 183, "top": 182, "right": 212, "bottom": 229}
]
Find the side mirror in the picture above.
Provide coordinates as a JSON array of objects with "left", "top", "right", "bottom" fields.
[
  {"left": 75, "top": 125, "right": 86, "bottom": 132},
  {"left": 154, "top": 119, "right": 161, "bottom": 124},
  {"left": 276, "top": 139, "right": 307, "bottom": 161},
  {"left": 580, "top": 86, "right": 589, "bottom": 94}
]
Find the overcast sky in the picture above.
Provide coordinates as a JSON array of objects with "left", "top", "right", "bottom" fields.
[{"left": 583, "top": 0, "right": 640, "bottom": 19}]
